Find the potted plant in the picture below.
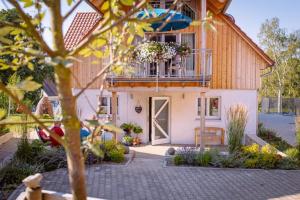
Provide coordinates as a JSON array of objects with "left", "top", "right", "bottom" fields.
[
  {"left": 176, "top": 43, "right": 192, "bottom": 57},
  {"left": 133, "top": 124, "right": 143, "bottom": 146},
  {"left": 120, "top": 123, "right": 135, "bottom": 146},
  {"left": 120, "top": 123, "right": 134, "bottom": 136},
  {"left": 122, "top": 135, "right": 133, "bottom": 146}
]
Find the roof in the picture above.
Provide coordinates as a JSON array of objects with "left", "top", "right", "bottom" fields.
[{"left": 64, "top": 12, "right": 101, "bottom": 50}]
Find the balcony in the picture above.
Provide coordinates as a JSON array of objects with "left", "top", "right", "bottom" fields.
[{"left": 106, "top": 48, "right": 212, "bottom": 88}]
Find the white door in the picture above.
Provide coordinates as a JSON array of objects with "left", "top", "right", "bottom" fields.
[{"left": 151, "top": 97, "right": 170, "bottom": 145}]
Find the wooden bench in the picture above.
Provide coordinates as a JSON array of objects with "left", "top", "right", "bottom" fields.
[{"left": 195, "top": 127, "right": 225, "bottom": 146}]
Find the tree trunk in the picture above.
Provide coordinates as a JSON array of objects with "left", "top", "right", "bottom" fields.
[
  {"left": 277, "top": 88, "right": 282, "bottom": 114},
  {"left": 55, "top": 65, "right": 87, "bottom": 200}
]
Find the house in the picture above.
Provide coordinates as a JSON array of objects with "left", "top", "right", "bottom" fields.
[{"left": 64, "top": 0, "right": 274, "bottom": 145}]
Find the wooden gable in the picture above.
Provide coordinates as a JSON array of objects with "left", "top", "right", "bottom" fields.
[{"left": 69, "top": 0, "right": 274, "bottom": 90}]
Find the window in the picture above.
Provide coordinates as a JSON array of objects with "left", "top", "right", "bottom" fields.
[
  {"left": 197, "top": 97, "right": 221, "bottom": 119},
  {"left": 98, "top": 96, "right": 118, "bottom": 115}
]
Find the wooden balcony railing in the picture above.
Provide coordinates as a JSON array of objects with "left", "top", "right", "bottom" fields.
[{"left": 106, "top": 48, "right": 212, "bottom": 88}]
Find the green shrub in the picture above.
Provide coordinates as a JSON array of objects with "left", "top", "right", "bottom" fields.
[
  {"left": 108, "top": 150, "right": 124, "bottom": 163},
  {"left": 0, "top": 125, "right": 9, "bottom": 136},
  {"left": 102, "top": 140, "right": 116, "bottom": 152},
  {"left": 36, "top": 148, "right": 67, "bottom": 171},
  {"left": 176, "top": 147, "right": 198, "bottom": 165},
  {"left": 116, "top": 143, "right": 126, "bottom": 154},
  {"left": 258, "top": 153, "right": 279, "bottom": 169},
  {"left": 195, "top": 151, "right": 212, "bottom": 166},
  {"left": 243, "top": 158, "right": 259, "bottom": 168},
  {"left": 174, "top": 155, "right": 184, "bottom": 166},
  {"left": 226, "top": 104, "right": 248, "bottom": 154},
  {"left": 258, "top": 123, "right": 292, "bottom": 152},
  {"left": 261, "top": 144, "right": 277, "bottom": 155},
  {"left": 242, "top": 144, "right": 260, "bottom": 155},
  {"left": 15, "top": 138, "right": 45, "bottom": 164},
  {"left": 284, "top": 148, "right": 299, "bottom": 161},
  {"left": 98, "top": 140, "right": 126, "bottom": 162},
  {"left": 0, "top": 159, "right": 42, "bottom": 197},
  {"left": 277, "top": 158, "right": 299, "bottom": 170}
]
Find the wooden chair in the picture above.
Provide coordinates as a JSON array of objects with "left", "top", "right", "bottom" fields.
[{"left": 194, "top": 127, "right": 225, "bottom": 146}]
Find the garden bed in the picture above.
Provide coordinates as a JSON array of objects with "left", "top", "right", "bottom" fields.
[
  {"left": 165, "top": 144, "right": 300, "bottom": 170},
  {"left": 257, "top": 123, "right": 293, "bottom": 151}
]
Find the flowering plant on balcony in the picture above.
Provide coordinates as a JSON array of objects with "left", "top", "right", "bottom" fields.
[
  {"left": 133, "top": 41, "right": 177, "bottom": 63},
  {"left": 176, "top": 43, "right": 192, "bottom": 57}
]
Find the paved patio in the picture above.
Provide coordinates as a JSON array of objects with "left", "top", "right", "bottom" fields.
[{"left": 8, "top": 145, "right": 300, "bottom": 200}]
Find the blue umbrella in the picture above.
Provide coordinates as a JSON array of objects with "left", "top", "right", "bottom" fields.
[{"left": 137, "top": 8, "right": 192, "bottom": 32}]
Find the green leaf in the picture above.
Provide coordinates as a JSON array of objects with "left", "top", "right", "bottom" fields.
[
  {"left": 89, "top": 143, "right": 104, "bottom": 158},
  {"left": 0, "top": 36, "right": 12, "bottom": 45},
  {"left": 103, "top": 123, "right": 123, "bottom": 134},
  {"left": 27, "top": 62, "right": 34, "bottom": 71},
  {"left": 85, "top": 119, "right": 100, "bottom": 126},
  {"left": 93, "top": 51, "right": 104, "bottom": 58},
  {"left": 20, "top": 0, "right": 34, "bottom": 8},
  {"left": 92, "top": 38, "right": 107, "bottom": 48},
  {"left": 127, "top": 35, "right": 134, "bottom": 45},
  {"left": 0, "top": 109, "right": 6, "bottom": 120},
  {"left": 120, "top": 0, "right": 134, "bottom": 6},
  {"left": 101, "top": 1, "right": 109, "bottom": 12},
  {"left": 18, "top": 77, "right": 42, "bottom": 92},
  {"left": 79, "top": 48, "right": 92, "bottom": 57}
]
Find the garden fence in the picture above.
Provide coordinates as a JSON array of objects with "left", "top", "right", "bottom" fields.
[{"left": 261, "top": 97, "right": 300, "bottom": 115}]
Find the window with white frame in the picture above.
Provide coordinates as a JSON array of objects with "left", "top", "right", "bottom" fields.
[
  {"left": 98, "top": 96, "right": 119, "bottom": 115},
  {"left": 197, "top": 97, "right": 221, "bottom": 119}
]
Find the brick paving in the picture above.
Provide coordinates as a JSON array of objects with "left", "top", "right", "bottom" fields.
[{"left": 8, "top": 155, "right": 300, "bottom": 200}]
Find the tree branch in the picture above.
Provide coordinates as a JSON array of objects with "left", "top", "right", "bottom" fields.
[
  {"left": 7, "top": 0, "right": 54, "bottom": 56},
  {"left": 0, "top": 82, "right": 66, "bottom": 147},
  {"left": 48, "top": 0, "right": 66, "bottom": 54}
]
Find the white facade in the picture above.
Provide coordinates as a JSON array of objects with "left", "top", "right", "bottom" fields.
[{"left": 73, "top": 88, "right": 258, "bottom": 145}]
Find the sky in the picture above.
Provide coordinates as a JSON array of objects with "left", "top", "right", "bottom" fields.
[{"left": 0, "top": 0, "right": 299, "bottom": 46}]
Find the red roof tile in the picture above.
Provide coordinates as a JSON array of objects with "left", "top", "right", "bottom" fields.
[{"left": 64, "top": 12, "right": 101, "bottom": 50}]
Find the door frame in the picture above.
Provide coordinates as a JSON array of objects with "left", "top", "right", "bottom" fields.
[{"left": 150, "top": 96, "right": 171, "bottom": 145}]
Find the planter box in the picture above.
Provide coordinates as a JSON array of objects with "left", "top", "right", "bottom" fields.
[
  {"left": 0, "top": 132, "right": 13, "bottom": 146},
  {"left": 16, "top": 190, "right": 104, "bottom": 200}
]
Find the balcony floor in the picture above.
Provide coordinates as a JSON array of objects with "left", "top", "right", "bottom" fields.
[{"left": 106, "top": 75, "right": 211, "bottom": 88}]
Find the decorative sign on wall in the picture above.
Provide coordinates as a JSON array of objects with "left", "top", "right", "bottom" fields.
[
  {"left": 135, "top": 101, "right": 142, "bottom": 113},
  {"left": 135, "top": 105, "right": 142, "bottom": 113}
]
